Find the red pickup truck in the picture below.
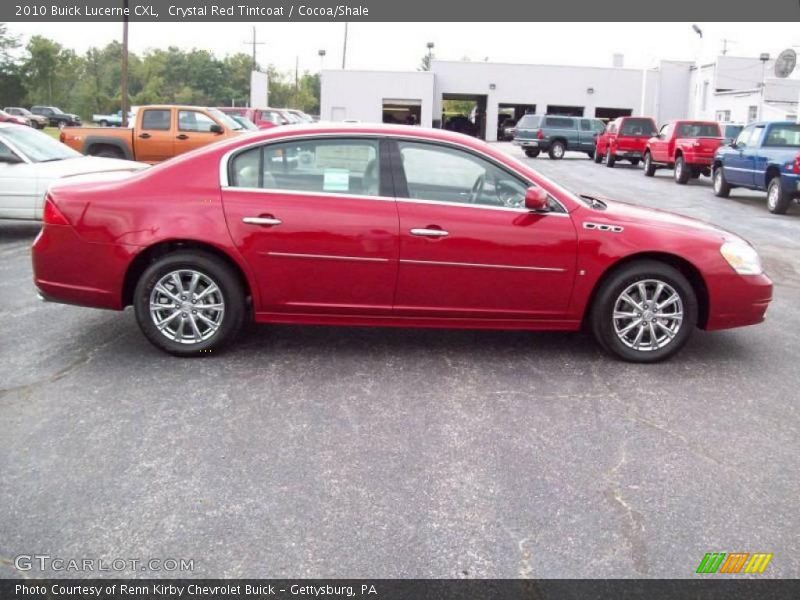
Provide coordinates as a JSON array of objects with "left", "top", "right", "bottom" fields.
[
  {"left": 643, "top": 120, "right": 724, "bottom": 184},
  {"left": 594, "top": 116, "right": 658, "bottom": 168}
]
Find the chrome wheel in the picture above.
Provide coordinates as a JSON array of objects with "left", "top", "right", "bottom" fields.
[
  {"left": 612, "top": 279, "right": 683, "bottom": 352},
  {"left": 714, "top": 170, "right": 722, "bottom": 192},
  {"left": 149, "top": 269, "right": 225, "bottom": 344},
  {"left": 675, "top": 159, "right": 683, "bottom": 180},
  {"left": 767, "top": 182, "right": 779, "bottom": 211},
  {"left": 552, "top": 144, "right": 564, "bottom": 158}
]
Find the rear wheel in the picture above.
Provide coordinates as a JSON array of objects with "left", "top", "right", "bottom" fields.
[
  {"left": 590, "top": 260, "right": 697, "bottom": 363},
  {"left": 92, "top": 146, "right": 124, "bottom": 159},
  {"left": 134, "top": 251, "right": 246, "bottom": 356},
  {"left": 98, "top": 120, "right": 109, "bottom": 127},
  {"left": 766, "top": 177, "right": 791, "bottom": 215},
  {"left": 606, "top": 150, "right": 616, "bottom": 168},
  {"left": 643, "top": 151, "right": 656, "bottom": 177},
  {"left": 524, "top": 148, "right": 540, "bottom": 158},
  {"left": 712, "top": 166, "right": 731, "bottom": 198},
  {"left": 57, "top": 120, "right": 67, "bottom": 130},
  {"left": 593, "top": 150, "right": 603, "bottom": 164},
  {"left": 549, "top": 141, "right": 565, "bottom": 160},
  {"left": 587, "top": 151, "right": 595, "bottom": 160},
  {"left": 674, "top": 156, "right": 691, "bottom": 184}
]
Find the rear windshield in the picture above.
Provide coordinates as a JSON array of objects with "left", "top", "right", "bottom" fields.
[
  {"left": 676, "top": 122, "right": 721, "bottom": 138},
  {"left": 764, "top": 123, "right": 800, "bottom": 147},
  {"left": 516, "top": 115, "right": 541, "bottom": 129},
  {"left": 619, "top": 118, "right": 657, "bottom": 136}
]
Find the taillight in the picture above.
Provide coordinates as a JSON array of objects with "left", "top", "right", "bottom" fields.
[
  {"left": 43, "top": 195, "right": 69, "bottom": 225},
  {"left": 536, "top": 129, "right": 544, "bottom": 140},
  {"left": 59, "top": 131, "right": 65, "bottom": 143},
  {"left": 793, "top": 154, "right": 800, "bottom": 175}
]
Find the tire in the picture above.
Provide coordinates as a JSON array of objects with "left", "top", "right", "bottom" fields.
[
  {"left": 524, "top": 148, "right": 540, "bottom": 158},
  {"left": 630, "top": 159, "right": 640, "bottom": 166},
  {"left": 674, "top": 156, "right": 690, "bottom": 184},
  {"left": 606, "top": 150, "right": 616, "bottom": 168},
  {"left": 766, "top": 176, "right": 791, "bottom": 215},
  {"left": 590, "top": 260, "right": 698, "bottom": 363},
  {"left": 587, "top": 151, "right": 595, "bottom": 160},
  {"left": 548, "top": 141, "right": 565, "bottom": 160},
  {"left": 57, "top": 120, "right": 67, "bottom": 130},
  {"left": 593, "top": 151, "right": 603, "bottom": 164},
  {"left": 712, "top": 166, "right": 731, "bottom": 198},
  {"left": 643, "top": 151, "right": 656, "bottom": 177},
  {"left": 133, "top": 251, "right": 246, "bottom": 356},
  {"left": 98, "top": 120, "right": 109, "bottom": 127},
  {"left": 92, "top": 146, "right": 125, "bottom": 159}
]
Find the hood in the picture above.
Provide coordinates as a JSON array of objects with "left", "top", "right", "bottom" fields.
[
  {"left": 592, "top": 195, "right": 742, "bottom": 242},
  {"left": 39, "top": 156, "right": 148, "bottom": 180}
]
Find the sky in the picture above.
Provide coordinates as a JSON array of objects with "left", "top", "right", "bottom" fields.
[{"left": 5, "top": 22, "right": 800, "bottom": 75}]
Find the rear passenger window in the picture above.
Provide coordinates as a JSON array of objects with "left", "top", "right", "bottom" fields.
[
  {"left": 141, "top": 109, "right": 170, "bottom": 131},
  {"left": 545, "top": 117, "right": 575, "bottom": 128},
  {"left": 229, "top": 138, "right": 380, "bottom": 197}
]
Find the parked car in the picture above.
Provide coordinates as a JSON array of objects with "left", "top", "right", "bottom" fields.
[
  {"left": 443, "top": 114, "right": 478, "bottom": 137},
  {"left": 217, "top": 107, "right": 294, "bottom": 129},
  {"left": 0, "top": 123, "right": 146, "bottom": 220},
  {"left": 92, "top": 110, "right": 134, "bottom": 127},
  {"left": 284, "top": 109, "right": 314, "bottom": 123},
  {"left": 643, "top": 120, "right": 724, "bottom": 184},
  {"left": 721, "top": 123, "right": 744, "bottom": 144},
  {"left": 230, "top": 115, "right": 259, "bottom": 131},
  {"left": 0, "top": 109, "right": 30, "bottom": 127},
  {"left": 594, "top": 116, "right": 658, "bottom": 167},
  {"left": 513, "top": 114, "right": 605, "bottom": 159},
  {"left": 59, "top": 105, "right": 243, "bottom": 163},
  {"left": 30, "top": 106, "right": 81, "bottom": 129},
  {"left": 499, "top": 117, "right": 517, "bottom": 141},
  {"left": 32, "top": 123, "right": 772, "bottom": 362},
  {"left": 3, "top": 107, "right": 47, "bottom": 129},
  {"left": 712, "top": 121, "right": 800, "bottom": 214}
]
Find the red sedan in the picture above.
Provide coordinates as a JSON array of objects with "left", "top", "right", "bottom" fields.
[{"left": 32, "top": 124, "right": 772, "bottom": 362}]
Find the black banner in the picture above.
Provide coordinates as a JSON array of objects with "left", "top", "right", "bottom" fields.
[
  {"left": 2, "top": 579, "right": 800, "bottom": 600},
  {"left": 1, "top": 0, "right": 800, "bottom": 22}
]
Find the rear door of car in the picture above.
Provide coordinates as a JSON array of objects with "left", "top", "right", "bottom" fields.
[
  {"left": 221, "top": 136, "right": 400, "bottom": 316},
  {"left": 134, "top": 108, "right": 174, "bottom": 163},
  {"left": 390, "top": 138, "right": 578, "bottom": 319}
]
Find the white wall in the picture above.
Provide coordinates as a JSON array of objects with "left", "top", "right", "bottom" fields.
[
  {"left": 656, "top": 60, "right": 693, "bottom": 124},
  {"left": 320, "top": 70, "right": 435, "bottom": 126}
]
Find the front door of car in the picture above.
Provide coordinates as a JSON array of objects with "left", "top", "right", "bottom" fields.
[
  {"left": 724, "top": 125, "right": 759, "bottom": 186},
  {"left": 390, "top": 140, "right": 578, "bottom": 319},
  {"left": 221, "top": 136, "right": 399, "bottom": 315},
  {"left": 175, "top": 110, "right": 225, "bottom": 156},
  {"left": 0, "top": 141, "right": 37, "bottom": 219},
  {"left": 649, "top": 124, "right": 671, "bottom": 162},
  {"left": 579, "top": 119, "right": 596, "bottom": 150}
]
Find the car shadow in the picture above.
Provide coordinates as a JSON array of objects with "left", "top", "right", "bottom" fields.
[{"left": 0, "top": 221, "right": 41, "bottom": 243}]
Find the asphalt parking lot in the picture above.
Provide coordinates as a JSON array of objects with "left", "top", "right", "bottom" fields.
[{"left": 1, "top": 145, "right": 798, "bottom": 579}]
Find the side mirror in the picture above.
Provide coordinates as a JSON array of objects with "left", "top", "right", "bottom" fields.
[
  {"left": 524, "top": 186, "right": 549, "bottom": 212},
  {"left": 210, "top": 124, "right": 224, "bottom": 134}
]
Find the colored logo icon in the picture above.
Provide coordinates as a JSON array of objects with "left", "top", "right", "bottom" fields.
[{"left": 696, "top": 552, "right": 773, "bottom": 574}]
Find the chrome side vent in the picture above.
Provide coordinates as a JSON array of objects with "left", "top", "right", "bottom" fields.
[{"left": 583, "top": 222, "right": 624, "bottom": 233}]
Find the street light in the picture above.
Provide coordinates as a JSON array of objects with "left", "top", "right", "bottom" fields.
[
  {"left": 759, "top": 52, "right": 771, "bottom": 120},
  {"left": 426, "top": 42, "right": 434, "bottom": 69},
  {"left": 318, "top": 49, "right": 326, "bottom": 72},
  {"left": 691, "top": 24, "right": 704, "bottom": 118}
]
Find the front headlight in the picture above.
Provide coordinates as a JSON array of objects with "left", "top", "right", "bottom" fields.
[{"left": 720, "top": 241, "right": 763, "bottom": 275}]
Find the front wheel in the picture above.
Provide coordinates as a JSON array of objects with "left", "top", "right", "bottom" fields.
[
  {"left": 98, "top": 120, "right": 109, "bottom": 127},
  {"left": 606, "top": 151, "right": 616, "bottom": 168},
  {"left": 674, "top": 156, "right": 691, "bottom": 184},
  {"left": 766, "top": 177, "right": 791, "bottom": 215},
  {"left": 524, "top": 148, "right": 540, "bottom": 158},
  {"left": 549, "top": 141, "right": 565, "bottom": 160},
  {"left": 712, "top": 167, "right": 731, "bottom": 198},
  {"left": 643, "top": 152, "right": 656, "bottom": 177},
  {"left": 590, "top": 261, "right": 697, "bottom": 363},
  {"left": 593, "top": 151, "right": 603, "bottom": 164},
  {"left": 133, "top": 251, "right": 246, "bottom": 356}
]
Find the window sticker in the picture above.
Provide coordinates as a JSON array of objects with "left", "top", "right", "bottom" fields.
[{"left": 323, "top": 168, "right": 350, "bottom": 192}]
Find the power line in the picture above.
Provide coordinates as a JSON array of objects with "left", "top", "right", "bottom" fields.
[{"left": 243, "top": 26, "right": 265, "bottom": 71}]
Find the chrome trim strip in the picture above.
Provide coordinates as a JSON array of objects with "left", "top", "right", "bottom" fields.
[
  {"left": 221, "top": 186, "right": 395, "bottom": 203},
  {"left": 266, "top": 251, "right": 390, "bottom": 263},
  {"left": 722, "top": 166, "right": 761, "bottom": 173},
  {"left": 399, "top": 259, "right": 566, "bottom": 272},
  {"left": 583, "top": 222, "right": 624, "bottom": 233},
  {"left": 396, "top": 197, "right": 570, "bottom": 216}
]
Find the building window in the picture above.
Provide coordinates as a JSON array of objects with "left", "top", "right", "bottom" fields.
[
  {"left": 747, "top": 106, "right": 758, "bottom": 123},
  {"left": 715, "top": 110, "right": 731, "bottom": 122}
]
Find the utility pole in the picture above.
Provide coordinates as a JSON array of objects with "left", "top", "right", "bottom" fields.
[
  {"left": 121, "top": 0, "right": 129, "bottom": 127},
  {"left": 721, "top": 39, "right": 736, "bottom": 56},
  {"left": 342, "top": 22, "right": 348, "bottom": 69},
  {"left": 243, "top": 26, "right": 265, "bottom": 71}
]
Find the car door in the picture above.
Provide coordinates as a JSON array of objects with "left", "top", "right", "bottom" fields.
[
  {"left": 579, "top": 119, "right": 596, "bottom": 150},
  {"left": 175, "top": 110, "right": 225, "bottom": 155},
  {"left": 0, "top": 139, "right": 37, "bottom": 219},
  {"left": 391, "top": 139, "right": 578, "bottom": 319},
  {"left": 724, "top": 125, "right": 762, "bottom": 187},
  {"left": 221, "top": 136, "right": 400, "bottom": 315},
  {"left": 649, "top": 123, "right": 671, "bottom": 162},
  {"left": 134, "top": 108, "right": 174, "bottom": 163}
]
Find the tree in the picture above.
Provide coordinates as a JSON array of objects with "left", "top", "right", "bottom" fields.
[{"left": 0, "top": 23, "right": 25, "bottom": 107}]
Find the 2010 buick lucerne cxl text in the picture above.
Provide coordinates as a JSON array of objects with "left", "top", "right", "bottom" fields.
[{"left": 31, "top": 124, "right": 773, "bottom": 362}]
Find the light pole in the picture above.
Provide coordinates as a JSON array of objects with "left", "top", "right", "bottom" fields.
[
  {"left": 759, "top": 52, "right": 770, "bottom": 120},
  {"left": 342, "top": 22, "right": 348, "bottom": 69},
  {"left": 426, "top": 41, "right": 434, "bottom": 69},
  {"left": 691, "top": 24, "right": 703, "bottom": 119},
  {"left": 318, "top": 49, "right": 326, "bottom": 72}
]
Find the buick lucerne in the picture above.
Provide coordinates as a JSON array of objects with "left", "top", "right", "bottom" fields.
[{"left": 32, "top": 124, "right": 773, "bottom": 362}]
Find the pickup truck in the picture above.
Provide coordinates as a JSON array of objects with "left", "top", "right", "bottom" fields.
[
  {"left": 514, "top": 114, "right": 605, "bottom": 159},
  {"left": 643, "top": 120, "right": 723, "bottom": 184},
  {"left": 712, "top": 120, "right": 800, "bottom": 214},
  {"left": 594, "top": 116, "right": 658, "bottom": 167},
  {"left": 60, "top": 105, "right": 242, "bottom": 163},
  {"left": 92, "top": 110, "right": 134, "bottom": 127}
]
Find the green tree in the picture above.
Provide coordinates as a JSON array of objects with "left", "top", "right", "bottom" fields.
[{"left": 0, "top": 23, "right": 25, "bottom": 107}]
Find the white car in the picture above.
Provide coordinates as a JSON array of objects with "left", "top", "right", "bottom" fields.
[{"left": 0, "top": 123, "right": 147, "bottom": 220}]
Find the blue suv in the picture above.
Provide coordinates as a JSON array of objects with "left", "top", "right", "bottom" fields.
[{"left": 712, "top": 121, "right": 800, "bottom": 214}]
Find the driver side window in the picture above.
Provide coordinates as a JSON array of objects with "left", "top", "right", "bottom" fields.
[
  {"left": 734, "top": 126, "right": 753, "bottom": 147},
  {"left": 397, "top": 141, "right": 528, "bottom": 209}
]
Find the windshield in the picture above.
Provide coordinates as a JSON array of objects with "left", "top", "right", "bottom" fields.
[
  {"left": 207, "top": 108, "right": 243, "bottom": 131},
  {"left": 619, "top": 118, "right": 657, "bottom": 136},
  {"left": 282, "top": 111, "right": 302, "bottom": 124},
  {"left": 0, "top": 126, "right": 81, "bottom": 162},
  {"left": 232, "top": 116, "right": 258, "bottom": 131}
]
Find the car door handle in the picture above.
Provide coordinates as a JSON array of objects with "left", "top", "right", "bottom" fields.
[
  {"left": 138, "top": 133, "right": 151, "bottom": 139},
  {"left": 410, "top": 228, "right": 449, "bottom": 238},
  {"left": 176, "top": 134, "right": 189, "bottom": 140},
  {"left": 243, "top": 216, "right": 282, "bottom": 226}
]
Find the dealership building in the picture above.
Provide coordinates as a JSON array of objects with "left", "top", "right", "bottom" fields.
[{"left": 320, "top": 55, "right": 799, "bottom": 141}]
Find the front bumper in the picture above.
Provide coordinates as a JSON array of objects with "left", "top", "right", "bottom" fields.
[{"left": 705, "top": 271, "right": 773, "bottom": 331}]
